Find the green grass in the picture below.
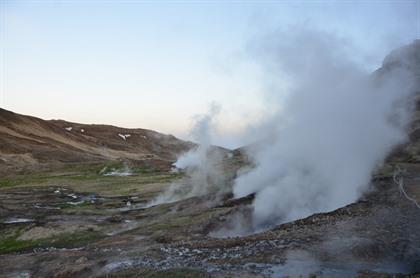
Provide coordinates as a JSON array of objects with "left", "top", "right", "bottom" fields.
[
  {"left": 0, "top": 174, "right": 52, "bottom": 187},
  {"left": 0, "top": 237, "right": 39, "bottom": 254},
  {"left": 59, "top": 200, "right": 95, "bottom": 209},
  {"left": 0, "top": 230, "right": 104, "bottom": 255},
  {"left": 44, "top": 230, "right": 104, "bottom": 248},
  {"left": 0, "top": 224, "right": 104, "bottom": 255},
  {"left": 0, "top": 179, "right": 14, "bottom": 188},
  {"left": 0, "top": 161, "right": 183, "bottom": 190},
  {"left": 0, "top": 226, "right": 40, "bottom": 254}
]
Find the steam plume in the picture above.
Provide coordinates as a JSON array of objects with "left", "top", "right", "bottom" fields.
[
  {"left": 148, "top": 103, "right": 227, "bottom": 206},
  {"left": 233, "top": 27, "right": 419, "bottom": 229}
]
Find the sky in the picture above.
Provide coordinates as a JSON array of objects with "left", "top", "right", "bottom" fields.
[{"left": 0, "top": 0, "right": 419, "bottom": 146}]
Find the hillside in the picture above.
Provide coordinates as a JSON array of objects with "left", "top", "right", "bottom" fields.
[
  {"left": 378, "top": 40, "right": 420, "bottom": 164},
  {"left": 0, "top": 108, "right": 193, "bottom": 173}
]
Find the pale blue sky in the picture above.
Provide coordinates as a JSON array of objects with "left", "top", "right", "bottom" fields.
[{"left": 1, "top": 0, "right": 418, "bottom": 145}]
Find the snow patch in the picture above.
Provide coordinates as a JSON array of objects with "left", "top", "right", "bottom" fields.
[
  {"left": 65, "top": 127, "right": 72, "bottom": 131},
  {"left": 118, "top": 134, "right": 131, "bottom": 140}
]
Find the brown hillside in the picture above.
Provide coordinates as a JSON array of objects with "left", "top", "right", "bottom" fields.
[{"left": 0, "top": 108, "right": 194, "bottom": 173}]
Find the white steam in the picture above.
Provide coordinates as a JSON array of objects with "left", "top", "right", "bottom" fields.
[
  {"left": 148, "top": 103, "right": 227, "bottom": 206},
  {"left": 233, "top": 28, "right": 419, "bottom": 228},
  {"left": 174, "top": 103, "right": 227, "bottom": 196}
]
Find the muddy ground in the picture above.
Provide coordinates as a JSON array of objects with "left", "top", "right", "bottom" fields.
[{"left": 0, "top": 159, "right": 419, "bottom": 278}]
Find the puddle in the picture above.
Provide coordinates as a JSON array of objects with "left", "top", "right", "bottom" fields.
[
  {"left": 34, "top": 204, "right": 61, "bottom": 210},
  {"left": 3, "top": 218, "right": 35, "bottom": 224},
  {"left": 8, "top": 271, "right": 31, "bottom": 278},
  {"left": 116, "top": 203, "right": 147, "bottom": 211},
  {"left": 65, "top": 193, "right": 98, "bottom": 205},
  {"left": 67, "top": 201, "right": 87, "bottom": 206}
]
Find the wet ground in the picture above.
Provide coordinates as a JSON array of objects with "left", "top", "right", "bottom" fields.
[{"left": 0, "top": 161, "right": 419, "bottom": 277}]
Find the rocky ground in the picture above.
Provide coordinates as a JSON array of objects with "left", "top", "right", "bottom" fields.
[
  {"left": 1, "top": 101, "right": 420, "bottom": 277},
  {"left": 0, "top": 154, "right": 419, "bottom": 277}
]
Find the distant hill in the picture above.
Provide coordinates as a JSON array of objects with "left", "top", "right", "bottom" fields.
[
  {"left": 376, "top": 40, "right": 420, "bottom": 163},
  {"left": 0, "top": 108, "right": 194, "bottom": 173}
]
